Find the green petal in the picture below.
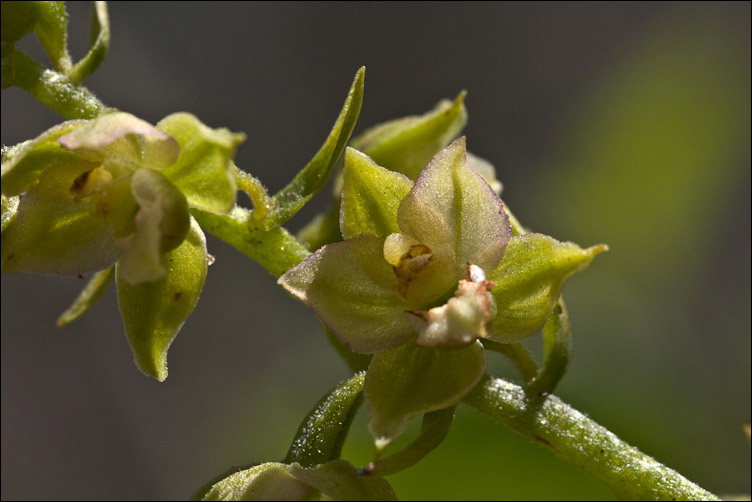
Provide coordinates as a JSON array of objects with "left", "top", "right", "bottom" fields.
[
  {"left": 201, "top": 463, "right": 311, "bottom": 502},
  {"left": 1, "top": 120, "right": 92, "bottom": 196},
  {"left": 340, "top": 148, "right": 413, "bottom": 239},
  {"left": 487, "top": 234, "right": 607, "bottom": 343},
  {"left": 157, "top": 112, "right": 245, "bottom": 214},
  {"left": 58, "top": 112, "right": 179, "bottom": 168},
  {"left": 1, "top": 162, "right": 125, "bottom": 275},
  {"left": 351, "top": 92, "right": 467, "bottom": 180},
  {"left": 260, "top": 67, "right": 365, "bottom": 230},
  {"left": 365, "top": 340, "right": 486, "bottom": 447},
  {"left": 117, "top": 168, "right": 190, "bottom": 285},
  {"left": 397, "top": 137, "right": 511, "bottom": 273},
  {"left": 289, "top": 460, "right": 397, "bottom": 501},
  {"left": 278, "top": 234, "right": 413, "bottom": 354},
  {"left": 116, "top": 217, "right": 208, "bottom": 381}
]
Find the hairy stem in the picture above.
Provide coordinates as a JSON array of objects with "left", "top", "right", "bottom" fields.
[
  {"left": 12, "top": 50, "right": 107, "bottom": 120},
  {"left": 192, "top": 206, "right": 310, "bottom": 278},
  {"left": 463, "top": 375, "right": 719, "bottom": 501}
]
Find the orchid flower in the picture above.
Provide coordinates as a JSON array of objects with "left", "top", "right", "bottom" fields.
[{"left": 280, "top": 137, "right": 605, "bottom": 445}]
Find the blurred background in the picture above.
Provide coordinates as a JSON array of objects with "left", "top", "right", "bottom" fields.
[{"left": 2, "top": 2, "right": 749, "bottom": 500}]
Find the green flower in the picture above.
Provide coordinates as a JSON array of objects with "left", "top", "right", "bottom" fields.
[
  {"left": 279, "top": 137, "right": 605, "bottom": 446},
  {"left": 1, "top": 111, "right": 244, "bottom": 380}
]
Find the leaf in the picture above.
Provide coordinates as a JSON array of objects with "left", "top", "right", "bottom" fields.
[
  {"left": 351, "top": 91, "right": 467, "bottom": 180},
  {"left": 362, "top": 406, "right": 455, "bottom": 477},
  {"left": 67, "top": 1, "right": 110, "bottom": 84},
  {"left": 284, "top": 372, "right": 365, "bottom": 467},
  {"left": 157, "top": 112, "right": 245, "bottom": 214},
  {"left": 340, "top": 147, "right": 413, "bottom": 239},
  {"left": 116, "top": 217, "right": 208, "bottom": 381},
  {"left": 57, "top": 266, "right": 115, "bottom": 327},
  {"left": 259, "top": 67, "right": 365, "bottom": 230},
  {"left": 200, "top": 463, "right": 311, "bottom": 501},
  {"left": 278, "top": 234, "right": 413, "bottom": 354},
  {"left": 1, "top": 121, "right": 92, "bottom": 196},
  {"left": 365, "top": 340, "right": 486, "bottom": 447},
  {"left": 289, "top": 460, "right": 397, "bottom": 501},
  {"left": 397, "top": 137, "right": 511, "bottom": 274},
  {"left": 486, "top": 234, "right": 607, "bottom": 343},
  {"left": 1, "top": 162, "right": 125, "bottom": 275}
]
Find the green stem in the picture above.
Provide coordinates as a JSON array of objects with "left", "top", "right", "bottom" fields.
[
  {"left": 191, "top": 206, "right": 310, "bottom": 278},
  {"left": 12, "top": 49, "right": 106, "bottom": 119},
  {"left": 463, "top": 375, "right": 720, "bottom": 501}
]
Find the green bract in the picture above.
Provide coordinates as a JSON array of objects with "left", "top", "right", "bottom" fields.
[
  {"left": 279, "top": 137, "right": 605, "bottom": 445},
  {"left": 1, "top": 111, "right": 244, "bottom": 380}
]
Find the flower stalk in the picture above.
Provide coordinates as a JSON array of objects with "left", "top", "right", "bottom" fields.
[{"left": 463, "top": 375, "right": 720, "bottom": 501}]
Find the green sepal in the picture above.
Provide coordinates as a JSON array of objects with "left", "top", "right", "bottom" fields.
[
  {"left": 340, "top": 147, "right": 413, "bottom": 239},
  {"left": 1, "top": 193, "right": 20, "bottom": 236},
  {"left": 1, "top": 161, "right": 125, "bottom": 275},
  {"left": 277, "top": 234, "right": 414, "bottom": 354},
  {"left": 289, "top": 460, "right": 397, "bottom": 501},
  {"left": 362, "top": 405, "right": 455, "bottom": 477},
  {"left": 397, "top": 136, "right": 511, "bottom": 274},
  {"left": 364, "top": 340, "right": 486, "bottom": 448},
  {"left": 350, "top": 91, "right": 467, "bottom": 180},
  {"left": 1, "top": 121, "right": 91, "bottom": 196},
  {"left": 157, "top": 112, "right": 245, "bottom": 214},
  {"left": 284, "top": 372, "right": 365, "bottom": 467},
  {"left": 200, "top": 462, "right": 312, "bottom": 501},
  {"left": 57, "top": 266, "right": 115, "bottom": 327},
  {"left": 486, "top": 233, "right": 607, "bottom": 343},
  {"left": 526, "top": 299, "right": 571, "bottom": 397},
  {"left": 258, "top": 67, "right": 365, "bottom": 230},
  {"left": 116, "top": 217, "right": 208, "bottom": 381},
  {"left": 67, "top": 1, "right": 110, "bottom": 84}
]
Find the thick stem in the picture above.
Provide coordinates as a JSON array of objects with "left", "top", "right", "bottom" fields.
[
  {"left": 191, "top": 206, "right": 310, "bottom": 278},
  {"left": 12, "top": 50, "right": 106, "bottom": 119},
  {"left": 463, "top": 375, "right": 720, "bottom": 501}
]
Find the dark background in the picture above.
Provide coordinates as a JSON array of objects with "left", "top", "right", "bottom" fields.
[{"left": 2, "top": 2, "right": 750, "bottom": 500}]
